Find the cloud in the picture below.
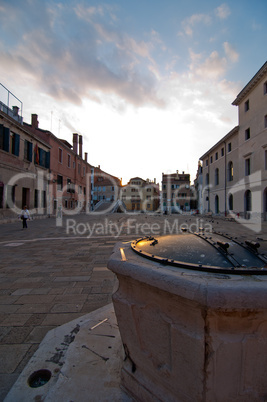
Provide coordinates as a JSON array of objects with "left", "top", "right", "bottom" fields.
[
  {"left": 223, "top": 42, "right": 239, "bottom": 63},
  {"left": 0, "top": 1, "right": 164, "bottom": 110},
  {"left": 215, "top": 4, "right": 231, "bottom": 20},
  {"left": 179, "top": 4, "right": 231, "bottom": 37},
  {"left": 179, "top": 13, "right": 211, "bottom": 37}
]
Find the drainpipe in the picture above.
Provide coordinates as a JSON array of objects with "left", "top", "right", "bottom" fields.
[
  {"left": 208, "top": 154, "right": 210, "bottom": 212},
  {"left": 224, "top": 141, "right": 227, "bottom": 216}
]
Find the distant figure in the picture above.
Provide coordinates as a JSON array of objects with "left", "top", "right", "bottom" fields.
[
  {"left": 57, "top": 205, "right": 62, "bottom": 218},
  {"left": 19, "top": 206, "right": 31, "bottom": 229}
]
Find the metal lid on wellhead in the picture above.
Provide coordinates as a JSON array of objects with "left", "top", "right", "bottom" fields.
[{"left": 131, "top": 231, "right": 267, "bottom": 275}]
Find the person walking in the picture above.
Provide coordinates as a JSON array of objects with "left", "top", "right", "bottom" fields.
[{"left": 19, "top": 206, "right": 31, "bottom": 229}]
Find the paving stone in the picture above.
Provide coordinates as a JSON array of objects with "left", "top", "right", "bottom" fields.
[
  {"left": 0, "top": 344, "right": 30, "bottom": 373},
  {"left": 53, "top": 275, "right": 91, "bottom": 282},
  {"left": 15, "top": 304, "right": 51, "bottom": 314},
  {"left": 11, "top": 288, "right": 32, "bottom": 296},
  {"left": 0, "top": 314, "right": 32, "bottom": 327},
  {"left": 0, "top": 373, "right": 20, "bottom": 402},
  {"left": 50, "top": 303, "right": 84, "bottom": 313},
  {"left": 13, "top": 294, "right": 56, "bottom": 305},
  {"left": 25, "top": 326, "right": 55, "bottom": 344},
  {"left": 0, "top": 327, "right": 33, "bottom": 344},
  {"left": 41, "top": 313, "right": 84, "bottom": 326}
]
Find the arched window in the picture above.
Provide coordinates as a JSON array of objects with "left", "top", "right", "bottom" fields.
[
  {"left": 215, "top": 168, "right": 219, "bottom": 185},
  {"left": 228, "top": 161, "right": 233, "bottom": 181},
  {"left": 264, "top": 188, "right": 267, "bottom": 221},
  {"left": 215, "top": 195, "right": 219, "bottom": 214},
  {"left": 228, "top": 194, "right": 233, "bottom": 210}
]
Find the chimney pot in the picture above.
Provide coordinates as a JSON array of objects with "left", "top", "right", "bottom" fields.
[
  {"left": 73, "top": 133, "right": 78, "bottom": 154},
  {"left": 79, "top": 135, "right": 83, "bottom": 157},
  {"left": 31, "top": 114, "right": 39, "bottom": 129},
  {"left": 12, "top": 106, "right": 19, "bottom": 116},
  {"left": 84, "top": 152, "right": 88, "bottom": 162}
]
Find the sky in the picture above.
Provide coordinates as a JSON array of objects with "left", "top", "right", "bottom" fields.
[{"left": 0, "top": 0, "right": 266, "bottom": 185}]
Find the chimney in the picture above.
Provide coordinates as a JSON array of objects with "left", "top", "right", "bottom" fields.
[
  {"left": 12, "top": 106, "right": 19, "bottom": 117},
  {"left": 79, "top": 135, "right": 83, "bottom": 157},
  {"left": 31, "top": 114, "right": 39, "bottom": 129},
  {"left": 84, "top": 152, "right": 88, "bottom": 163},
  {"left": 73, "top": 133, "right": 78, "bottom": 154}
]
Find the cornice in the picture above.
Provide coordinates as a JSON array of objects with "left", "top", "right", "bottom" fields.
[{"left": 232, "top": 61, "right": 267, "bottom": 106}]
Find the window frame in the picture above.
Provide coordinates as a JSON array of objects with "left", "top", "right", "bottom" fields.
[{"left": 58, "top": 148, "right": 63, "bottom": 164}]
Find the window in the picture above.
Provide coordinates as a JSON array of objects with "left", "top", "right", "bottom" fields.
[
  {"left": 265, "top": 150, "right": 267, "bottom": 170},
  {"left": 228, "top": 161, "right": 233, "bottom": 181},
  {"left": 37, "top": 190, "right": 46, "bottom": 208},
  {"left": 245, "top": 128, "right": 250, "bottom": 140},
  {"left": 67, "top": 178, "right": 72, "bottom": 193},
  {"left": 78, "top": 164, "right": 81, "bottom": 174},
  {"left": 215, "top": 195, "right": 219, "bottom": 214},
  {"left": 228, "top": 143, "right": 232, "bottom": 152},
  {"left": 67, "top": 154, "right": 71, "bottom": 168},
  {"left": 265, "top": 115, "right": 267, "bottom": 129},
  {"left": 221, "top": 147, "right": 224, "bottom": 157},
  {"left": 0, "top": 183, "right": 3, "bottom": 208},
  {"left": 205, "top": 159, "right": 208, "bottom": 166},
  {"left": 245, "top": 158, "right": 251, "bottom": 176},
  {"left": 10, "top": 132, "right": 20, "bottom": 156},
  {"left": 39, "top": 148, "right": 46, "bottom": 167},
  {"left": 57, "top": 175, "right": 63, "bottom": 191},
  {"left": 73, "top": 161, "right": 75, "bottom": 169},
  {"left": 83, "top": 167, "right": 85, "bottom": 176},
  {"left": 210, "top": 156, "right": 213, "bottom": 164},
  {"left": 59, "top": 148, "right": 63, "bottom": 163},
  {"left": 6, "top": 185, "right": 15, "bottom": 209},
  {"left": 228, "top": 194, "right": 233, "bottom": 211},
  {"left": 264, "top": 81, "right": 267, "bottom": 95},
  {"left": 244, "top": 190, "right": 252, "bottom": 212},
  {"left": 244, "top": 99, "right": 249, "bottom": 112},
  {"left": 24, "top": 140, "right": 33, "bottom": 162},
  {"left": 215, "top": 152, "right": 218, "bottom": 160},
  {"left": 205, "top": 173, "right": 209, "bottom": 185},
  {"left": 215, "top": 168, "right": 219, "bottom": 186},
  {"left": 34, "top": 189, "right": 39, "bottom": 208},
  {"left": 0, "top": 125, "right": 10, "bottom": 152}
]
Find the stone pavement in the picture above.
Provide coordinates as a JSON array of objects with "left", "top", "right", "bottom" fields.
[{"left": 0, "top": 212, "right": 266, "bottom": 400}]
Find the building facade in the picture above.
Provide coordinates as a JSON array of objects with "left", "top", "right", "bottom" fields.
[
  {"left": 92, "top": 166, "right": 122, "bottom": 209},
  {"left": 121, "top": 177, "right": 160, "bottom": 212},
  {"left": 25, "top": 115, "right": 92, "bottom": 215},
  {"left": 0, "top": 101, "right": 50, "bottom": 220},
  {"left": 162, "top": 171, "right": 191, "bottom": 214},
  {"left": 199, "top": 61, "right": 267, "bottom": 220}
]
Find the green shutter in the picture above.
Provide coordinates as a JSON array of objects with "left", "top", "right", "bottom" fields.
[
  {"left": 14, "top": 133, "right": 20, "bottom": 156},
  {"left": 28, "top": 142, "right": 33, "bottom": 162},
  {"left": 0, "top": 125, "right": 3, "bottom": 149},
  {"left": 45, "top": 151, "right": 50, "bottom": 169}
]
